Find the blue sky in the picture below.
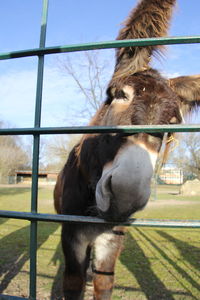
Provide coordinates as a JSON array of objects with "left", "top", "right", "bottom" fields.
[{"left": 0, "top": 0, "right": 200, "bottom": 128}]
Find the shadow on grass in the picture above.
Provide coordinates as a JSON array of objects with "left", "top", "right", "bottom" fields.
[
  {"left": 119, "top": 230, "right": 175, "bottom": 300},
  {"left": 50, "top": 241, "right": 64, "bottom": 300},
  {"left": 135, "top": 228, "right": 199, "bottom": 299},
  {"left": 0, "top": 218, "right": 8, "bottom": 226},
  {"left": 169, "top": 192, "right": 180, "bottom": 196},
  {"left": 0, "top": 221, "right": 59, "bottom": 294},
  {"left": 157, "top": 231, "right": 200, "bottom": 284}
]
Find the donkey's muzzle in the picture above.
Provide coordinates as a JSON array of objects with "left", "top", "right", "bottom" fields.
[{"left": 95, "top": 143, "right": 158, "bottom": 222}]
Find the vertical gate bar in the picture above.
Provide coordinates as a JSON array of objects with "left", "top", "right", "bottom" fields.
[{"left": 29, "top": 0, "right": 49, "bottom": 299}]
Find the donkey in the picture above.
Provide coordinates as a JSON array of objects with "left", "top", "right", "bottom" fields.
[{"left": 54, "top": 0, "right": 200, "bottom": 299}]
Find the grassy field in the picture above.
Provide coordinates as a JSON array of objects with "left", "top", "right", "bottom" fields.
[{"left": 0, "top": 185, "right": 199, "bottom": 299}]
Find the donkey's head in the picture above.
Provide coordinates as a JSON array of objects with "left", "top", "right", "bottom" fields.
[
  {"left": 88, "top": 0, "right": 200, "bottom": 221},
  {"left": 94, "top": 69, "right": 200, "bottom": 221}
]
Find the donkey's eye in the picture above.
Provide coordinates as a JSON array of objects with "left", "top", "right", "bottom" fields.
[
  {"left": 112, "top": 87, "right": 134, "bottom": 104},
  {"left": 112, "top": 90, "right": 131, "bottom": 104},
  {"left": 115, "top": 90, "right": 126, "bottom": 99}
]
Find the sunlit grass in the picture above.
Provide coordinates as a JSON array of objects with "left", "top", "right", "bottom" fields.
[{"left": 0, "top": 185, "right": 199, "bottom": 299}]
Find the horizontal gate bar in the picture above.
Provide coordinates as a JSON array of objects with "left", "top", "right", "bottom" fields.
[
  {"left": 0, "top": 296, "right": 27, "bottom": 300},
  {"left": 1, "top": 36, "right": 200, "bottom": 60},
  {"left": 0, "top": 124, "right": 200, "bottom": 136},
  {"left": 1, "top": 210, "right": 200, "bottom": 228}
]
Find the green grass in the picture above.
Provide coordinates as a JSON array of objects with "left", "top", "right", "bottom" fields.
[{"left": 0, "top": 185, "right": 200, "bottom": 299}]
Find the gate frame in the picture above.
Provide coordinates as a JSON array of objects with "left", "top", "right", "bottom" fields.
[{"left": 0, "top": 1, "right": 200, "bottom": 299}]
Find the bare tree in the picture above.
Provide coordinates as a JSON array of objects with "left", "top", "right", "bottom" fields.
[
  {"left": 170, "top": 132, "right": 200, "bottom": 180},
  {"left": 57, "top": 50, "right": 114, "bottom": 119},
  {"left": 0, "top": 121, "right": 30, "bottom": 182},
  {"left": 45, "top": 134, "right": 81, "bottom": 171}
]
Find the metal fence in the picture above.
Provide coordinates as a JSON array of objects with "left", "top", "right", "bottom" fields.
[{"left": 0, "top": 0, "right": 200, "bottom": 299}]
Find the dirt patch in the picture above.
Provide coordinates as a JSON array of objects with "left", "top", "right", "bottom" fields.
[{"left": 148, "top": 199, "right": 198, "bottom": 206}]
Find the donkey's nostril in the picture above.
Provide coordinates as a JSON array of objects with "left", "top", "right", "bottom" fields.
[
  {"left": 102, "top": 174, "right": 113, "bottom": 197},
  {"left": 96, "top": 172, "right": 113, "bottom": 213}
]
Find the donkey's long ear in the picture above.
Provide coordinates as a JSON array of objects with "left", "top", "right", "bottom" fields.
[
  {"left": 169, "top": 75, "right": 200, "bottom": 114},
  {"left": 113, "top": 0, "right": 176, "bottom": 80}
]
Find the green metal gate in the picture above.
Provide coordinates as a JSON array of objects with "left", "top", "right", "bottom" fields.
[{"left": 0, "top": 1, "right": 200, "bottom": 299}]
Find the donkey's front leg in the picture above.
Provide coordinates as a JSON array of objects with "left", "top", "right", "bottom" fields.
[
  {"left": 93, "top": 228, "right": 125, "bottom": 300},
  {"left": 62, "top": 225, "right": 91, "bottom": 300}
]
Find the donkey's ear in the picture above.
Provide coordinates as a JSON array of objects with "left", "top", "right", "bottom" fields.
[
  {"left": 169, "top": 75, "right": 200, "bottom": 113},
  {"left": 113, "top": 0, "right": 176, "bottom": 79}
]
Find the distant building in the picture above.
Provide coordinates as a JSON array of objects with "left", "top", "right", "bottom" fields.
[
  {"left": 159, "top": 166, "right": 183, "bottom": 185},
  {"left": 14, "top": 170, "right": 58, "bottom": 185}
]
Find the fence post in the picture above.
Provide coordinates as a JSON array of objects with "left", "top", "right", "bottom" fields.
[{"left": 29, "top": 0, "right": 49, "bottom": 299}]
